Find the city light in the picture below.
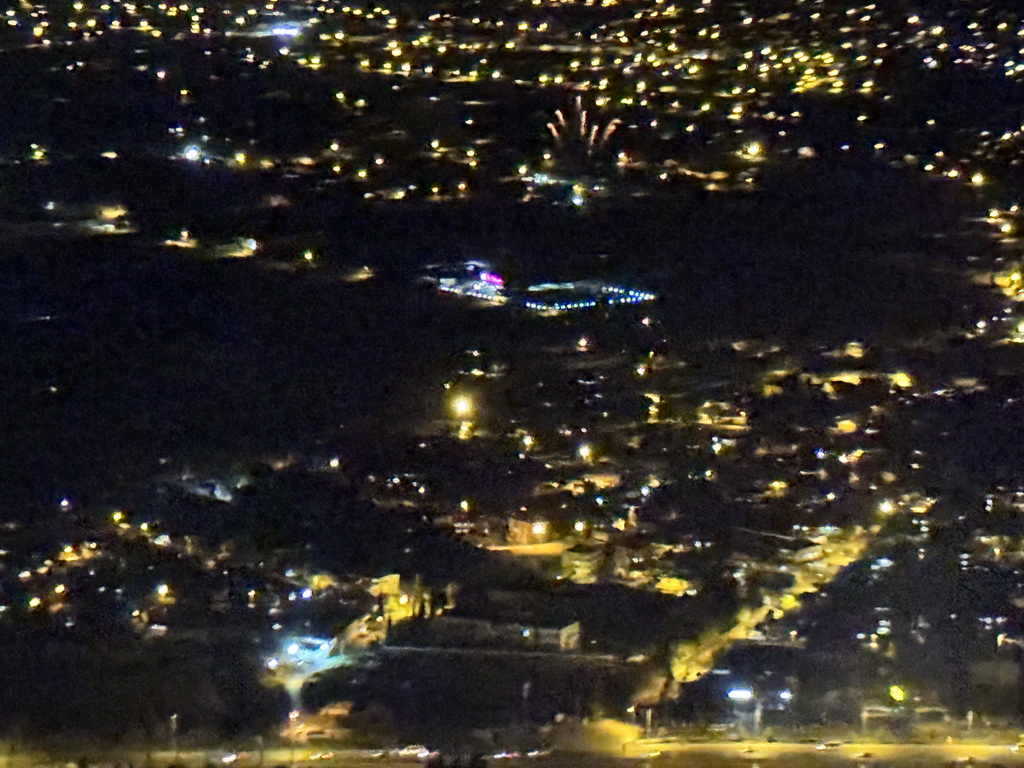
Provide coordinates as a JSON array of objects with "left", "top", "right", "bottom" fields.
[
  {"left": 451, "top": 395, "right": 474, "bottom": 418},
  {"left": 271, "top": 24, "right": 302, "bottom": 38},
  {"left": 6, "top": 0, "right": 1024, "bottom": 744}
]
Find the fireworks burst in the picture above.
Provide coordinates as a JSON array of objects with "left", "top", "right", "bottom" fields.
[{"left": 546, "top": 96, "right": 621, "bottom": 158}]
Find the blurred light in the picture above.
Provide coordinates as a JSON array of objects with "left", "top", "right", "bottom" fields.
[{"left": 727, "top": 688, "right": 754, "bottom": 701}]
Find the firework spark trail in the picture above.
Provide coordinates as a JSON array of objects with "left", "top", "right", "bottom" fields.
[{"left": 547, "top": 97, "right": 619, "bottom": 156}]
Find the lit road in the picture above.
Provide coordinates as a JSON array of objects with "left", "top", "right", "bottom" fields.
[
  {"left": 625, "top": 739, "right": 1024, "bottom": 765},
  {"left": 31, "top": 741, "right": 1024, "bottom": 768},
  {"left": 669, "top": 528, "right": 874, "bottom": 683},
  {"left": 35, "top": 748, "right": 401, "bottom": 768}
]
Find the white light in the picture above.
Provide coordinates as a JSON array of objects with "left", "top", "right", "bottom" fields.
[
  {"left": 182, "top": 145, "right": 201, "bottom": 162},
  {"left": 727, "top": 688, "right": 754, "bottom": 701},
  {"left": 779, "top": 689, "right": 792, "bottom": 701}
]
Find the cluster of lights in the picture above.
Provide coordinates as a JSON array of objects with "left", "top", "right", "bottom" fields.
[
  {"left": 523, "top": 286, "right": 657, "bottom": 313},
  {"left": 438, "top": 284, "right": 508, "bottom": 304}
]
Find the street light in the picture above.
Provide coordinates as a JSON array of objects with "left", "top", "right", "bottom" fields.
[
  {"left": 889, "top": 684, "right": 906, "bottom": 703},
  {"left": 727, "top": 687, "right": 754, "bottom": 701},
  {"left": 451, "top": 395, "right": 473, "bottom": 418}
]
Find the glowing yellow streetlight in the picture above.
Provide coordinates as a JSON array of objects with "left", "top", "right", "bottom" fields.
[
  {"left": 451, "top": 395, "right": 474, "bottom": 418},
  {"left": 578, "top": 443, "right": 594, "bottom": 462},
  {"left": 889, "top": 684, "right": 905, "bottom": 703},
  {"left": 889, "top": 371, "right": 914, "bottom": 389}
]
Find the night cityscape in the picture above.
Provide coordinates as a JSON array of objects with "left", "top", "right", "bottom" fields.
[{"left": 7, "top": 0, "right": 1024, "bottom": 766}]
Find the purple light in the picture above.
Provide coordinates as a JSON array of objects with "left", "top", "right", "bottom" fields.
[{"left": 480, "top": 272, "right": 504, "bottom": 287}]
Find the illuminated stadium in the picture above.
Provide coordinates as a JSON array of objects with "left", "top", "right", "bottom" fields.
[{"left": 423, "top": 261, "right": 657, "bottom": 314}]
